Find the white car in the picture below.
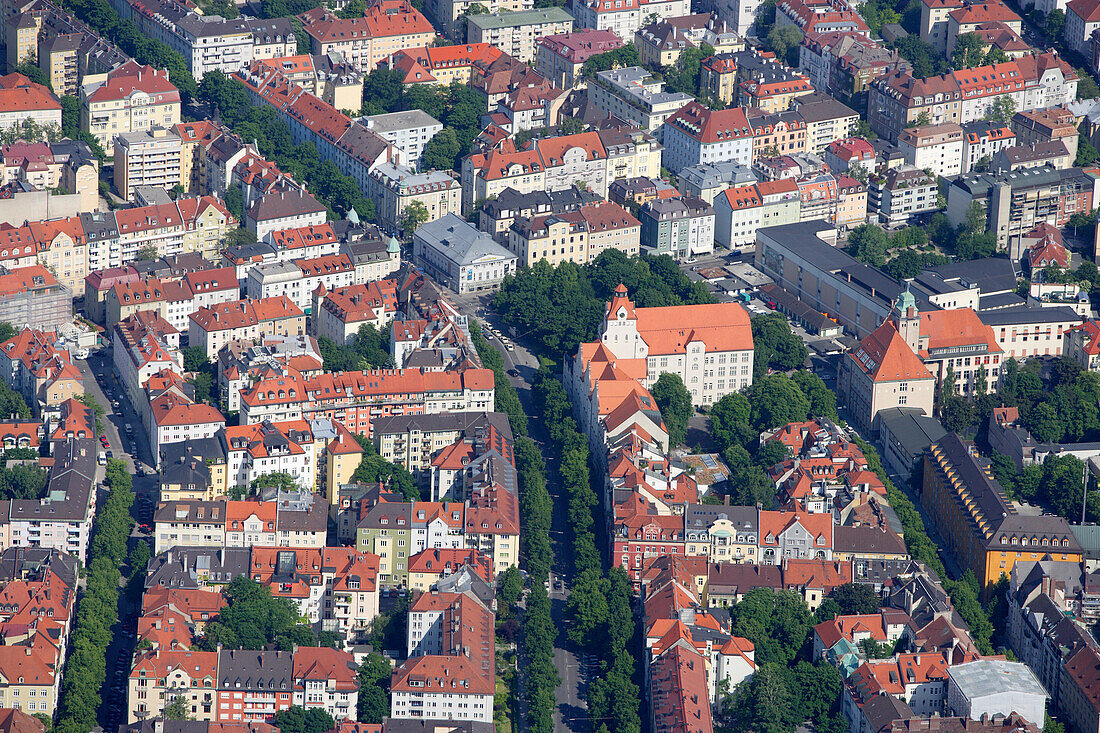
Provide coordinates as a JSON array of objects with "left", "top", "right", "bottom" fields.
[{"left": 73, "top": 348, "right": 89, "bottom": 360}]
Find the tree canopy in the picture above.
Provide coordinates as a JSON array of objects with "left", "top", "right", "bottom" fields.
[
  {"left": 651, "top": 373, "right": 693, "bottom": 449},
  {"left": 492, "top": 249, "right": 713, "bottom": 359},
  {"left": 318, "top": 324, "right": 392, "bottom": 372},
  {"left": 351, "top": 434, "right": 419, "bottom": 501}
]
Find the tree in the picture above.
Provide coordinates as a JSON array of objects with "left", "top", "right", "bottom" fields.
[
  {"left": 361, "top": 68, "right": 404, "bottom": 115},
  {"left": 0, "top": 322, "right": 16, "bottom": 343},
  {"left": 791, "top": 370, "right": 837, "bottom": 420},
  {"left": 420, "top": 128, "right": 461, "bottom": 173},
  {"left": 224, "top": 187, "right": 244, "bottom": 222},
  {"left": 399, "top": 200, "right": 430, "bottom": 235},
  {"left": 251, "top": 472, "right": 297, "bottom": 492},
  {"left": 710, "top": 392, "right": 755, "bottom": 452},
  {"left": 951, "top": 33, "right": 985, "bottom": 70},
  {"left": 273, "top": 707, "right": 334, "bottom": 733},
  {"left": 891, "top": 35, "right": 949, "bottom": 77},
  {"left": 728, "top": 588, "right": 813, "bottom": 666},
  {"left": 581, "top": 43, "right": 640, "bottom": 77},
  {"left": 357, "top": 652, "right": 392, "bottom": 723},
  {"left": 650, "top": 373, "right": 693, "bottom": 449},
  {"left": 986, "top": 95, "right": 1016, "bottom": 123},
  {"left": 745, "top": 373, "right": 811, "bottom": 432},
  {"left": 847, "top": 223, "right": 890, "bottom": 267},
  {"left": 1046, "top": 8, "right": 1066, "bottom": 44},
  {"left": 1078, "top": 139, "right": 1100, "bottom": 167},
  {"left": 497, "top": 566, "right": 523, "bottom": 616},
  {"left": 135, "top": 243, "right": 159, "bottom": 261},
  {"left": 753, "top": 313, "right": 809, "bottom": 379},
  {"left": 351, "top": 434, "right": 419, "bottom": 500},
  {"left": 727, "top": 664, "right": 799, "bottom": 733},
  {"left": 163, "top": 696, "right": 192, "bottom": 721},
  {"left": 766, "top": 24, "right": 803, "bottom": 66},
  {"left": 182, "top": 346, "right": 209, "bottom": 372},
  {"left": 1080, "top": 68, "right": 1100, "bottom": 100},
  {"left": 832, "top": 582, "right": 881, "bottom": 615},
  {"left": 14, "top": 63, "right": 51, "bottom": 90}
]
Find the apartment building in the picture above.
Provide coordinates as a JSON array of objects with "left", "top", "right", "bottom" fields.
[
  {"left": 869, "top": 166, "right": 939, "bottom": 226},
  {"left": 868, "top": 52, "right": 1078, "bottom": 142},
  {"left": 363, "top": 110, "right": 443, "bottom": 171},
  {"left": 462, "top": 128, "right": 656, "bottom": 205},
  {"left": 153, "top": 497, "right": 327, "bottom": 554},
  {"left": 373, "top": 411, "right": 512, "bottom": 486},
  {"left": 296, "top": 1, "right": 436, "bottom": 73},
  {"left": 385, "top": 43, "right": 503, "bottom": 86},
  {"left": 188, "top": 296, "right": 306, "bottom": 358},
  {"left": 0, "top": 265, "right": 71, "bottom": 331},
  {"left": 424, "top": 0, "right": 533, "bottom": 39},
  {"left": 364, "top": 164, "right": 461, "bottom": 235},
  {"left": 0, "top": 327, "right": 83, "bottom": 411},
  {"left": 506, "top": 200, "right": 640, "bottom": 266},
  {"left": 1067, "top": 0, "right": 1100, "bottom": 55},
  {"left": 799, "top": 31, "right": 911, "bottom": 111},
  {"left": 245, "top": 189, "right": 328, "bottom": 242},
  {"left": 588, "top": 67, "right": 695, "bottom": 132},
  {"left": 639, "top": 196, "right": 716, "bottom": 260},
  {"left": 897, "top": 123, "right": 965, "bottom": 178},
  {"left": 1011, "top": 106, "right": 1080, "bottom": 162},
  {"left": 571, "top": 0, "right": 691, "bottom": 41},
  {"left": 922, "top": 433, "right": 1082, "bottom": 595},
  {"left": 0, "top": 73, "right": 62, "bottom": 131},
  {"left": 114, "top": 127, "right": 185, "bottom": 200},
  {"left": 946, "top": 167, "right": 1094, "bottom": 255},
  {"left": 661, "top": 102, "right": 753, "bottom": 174},
  {"left": 391, "top": 591, "right": 495, "bottom": 722},
  {"left": 313, "top": 279, "right": 399, "bottom": 345},
  {"left": 535, "top": 28, "right": 622, "bottom": 89},
  {"left": 945, "top": 0, "right": 1021, "bottom": 55},
  {"left": 466, "top": 8, "right": 574, "bottom": 63},
  {"left": 237, "top": 367, "right": 495, "bottom": 429},
  {"left": 80, "top": 62, "right": 181, "bottom": 154},
  {"left": 962, "top": 120, "right": 1016, "bottom": 173}
]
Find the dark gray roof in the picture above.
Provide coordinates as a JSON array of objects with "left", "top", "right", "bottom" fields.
[
  {"left": 78, "top": 210, "right": 119, "bottom": 240},
  {"left": 276, "top": 502, "right": 327, "bottom": 532},
  {"left": 682, "top": 503, "right": 757, "bottom": 533},
  {"left": 834, "top": 525, "right": 907, "bottom": 555},
  {"left": 791, "top": 92, "right": 859, "bottom": 123},
  {"left": 247, "top": 189, "right": 326, "bottom": 222},
  {"left": 382, "top": 722, "right": 496, "bottom": 733},
  {"left": 372, "top": 411, "right": 512, "bottom": 438},
  {"left": 217, "top": 649, "right": 292, "bottom": 690},
  {"left": 145, "top": 547, "right": 250, "bottom": 589},
  {"left": 10, "top": 438, "right": 96, "bottom": 522},
  {"left": 978, "top": 305, "right": 1082, "bottom": 327},
  {"left": 0, "top": 547, "right": 78, "bottom": 590},
  {"left": 878, "top": 407, "right": 947, "bottom": 458},
  {"left": 978, "top": 292, "right": 1027, "bottom": 310},
  {"left": 925, "top": 257, "right": 1019, "bottom": 296}
]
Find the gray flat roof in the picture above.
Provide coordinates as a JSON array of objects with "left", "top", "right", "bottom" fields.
[
  {"left": 978, "top": 305, "right": 1082, "bottom": 327},
  {"left": 946, "top": 660, "right": 1047, "bottom": 699},
  {"left": 365, "top": 109, "right": 442, "bottom": 133},
  {"left": 879, "top": 407, "right": 947, "bottom": 458},
  {"left": 467, "top": 6, "right": 573, "bottom": 29}
]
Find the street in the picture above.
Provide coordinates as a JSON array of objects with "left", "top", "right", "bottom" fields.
[
  {"left": 77, "top": 347, "right": 157, "bottom": 731},
  {"left": 458, "top": 291, "right": 591, "bottom": 733}
]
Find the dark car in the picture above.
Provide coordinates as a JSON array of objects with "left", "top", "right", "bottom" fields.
[{"left": 507, "top": 368, "right": 520, "bottom": 377}]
